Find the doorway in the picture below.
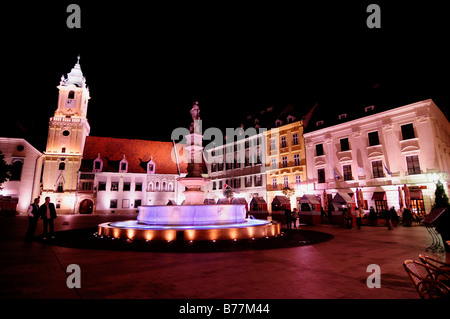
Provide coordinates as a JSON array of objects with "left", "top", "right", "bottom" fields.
[{"left": 79, "top": 199, "right": 94, "bottom": 214}]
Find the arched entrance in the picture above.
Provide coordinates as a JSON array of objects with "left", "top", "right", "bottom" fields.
[{"left": 79, "top": 199, "right": 94, "bottom": 214}]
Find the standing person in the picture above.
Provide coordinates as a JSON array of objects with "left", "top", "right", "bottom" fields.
[
  {"left": 25, "top": 197, "right": 40, "bottom": 241},
  {"left": 355, "top": 206, "right": 363, "bottom": 230},
  {"left": 385, "top": 208, "right": 393, "bottom": 230},
  {"left": 369, "top": 207, "right": 377, "bottom": 226},
  {"left": 292, "top": 208, "right": 299, "bottom": 229},
  {"left": 342, "top": 208, "right": 352, "bottom": 229},
  {"left": 284, "top": 208, "right": 292, "bottom": 230},
  {"left": 39, "top": 197, "right": 57, "bottom": 239}
]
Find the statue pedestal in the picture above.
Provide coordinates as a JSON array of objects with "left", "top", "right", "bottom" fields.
[{"left": 177, "top": 177, "right": 211, "bottom": 205}]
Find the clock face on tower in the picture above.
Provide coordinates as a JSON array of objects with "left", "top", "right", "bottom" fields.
[{"left": 65, "top": 99, "right": 75, "bottom": 114}]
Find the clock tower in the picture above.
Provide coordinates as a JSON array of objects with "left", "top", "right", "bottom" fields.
[{"left": 41, "top": 56, "right": 91, "bottom": 213}]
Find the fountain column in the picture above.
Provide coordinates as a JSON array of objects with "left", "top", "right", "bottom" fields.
[{"left": 177, "top": 101, "right": 210, "bottom": 205}]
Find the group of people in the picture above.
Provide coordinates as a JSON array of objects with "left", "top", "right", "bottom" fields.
[
  {"left": 25, "top": 197, "right": 57, "bottom": 241},
  {"left": 284, "top": 208, "right": 299, "bottom": 230},
  {"left": 343, "top": 206, "right": 400, "bottom": 230}
]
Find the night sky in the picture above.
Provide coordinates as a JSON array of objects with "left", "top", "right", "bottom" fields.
[{"left": 3, "top": 2, "right": 449, "bottom": 151}]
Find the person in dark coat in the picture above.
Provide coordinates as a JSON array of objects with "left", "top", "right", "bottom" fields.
[
  {"left": 384, "top": 208, "right": 393, "bottom": 230},
  {"left": 25, "top": 197, "right": 40, "bottom": 241},
  {"left": 402, "top": 208, "right": 413, "bottom": 227},
  {"left": 39, "top": 197, "right": 57, "bottom": 239},
  {"left": 369, "top": 207, "right": 377, "bottom": 226},
  {"left": 434, "top": 207, "right": 450, "bottom": 252},
  {"left": 284, "top": 208, "right": 292, "bottom": 230},
  {"left": 342, "top": 208, "right": 352, "bottom": 229}
]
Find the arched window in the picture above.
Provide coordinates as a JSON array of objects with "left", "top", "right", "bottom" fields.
[
  {"left": 59, "top": 162, "right": 66, "bottom": 170},
  {"left": 68, "top": 91, "right": 75, "bottom": 99},
  {"left": 10, "top": 160, "right": 23, "bottom": 181},
  {"left": 57, "top": 180, "right": 64, "bottom": 193},
  {"left": 162, "top": 181, "right": 167, "bottom": 191},
  {"left": 148, "top": 182, "right": 154, "bottom": 192},
  {"left": 155, "top": 181, "right": 160, "bottom": 191},
  {"left": 168, "top": 182, "right": 174, "bottom": 192}
]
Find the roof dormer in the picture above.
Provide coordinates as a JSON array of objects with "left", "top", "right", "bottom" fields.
[
  {"left": 119, "top": 155, "right": 128, "bottom": 173},
  {"left": 93, "top": 153, "right": 103, "bottom": 173},
  {"left": 147, "top": 157, "right": 155, "bottom": 174},
  {"left": 287, "top": 115, "right": 296, "bottom": 123}
]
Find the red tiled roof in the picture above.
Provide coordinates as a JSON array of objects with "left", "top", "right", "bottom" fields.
[{"left": 80, "top": 136, "right": 187, "bottom": 174}]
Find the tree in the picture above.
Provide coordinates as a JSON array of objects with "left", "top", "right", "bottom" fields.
[
  {"left": 433, "top": 180, "right": 449, "bottom": 208},
  {"left": 0, "top": 151, "right": 12, "bottom": 185},
  {"left": 282, "top": 186, "right": 295, "bottom": 199},
  {"left": 223, "top": 184, "right": 234, "bottom": 202}
]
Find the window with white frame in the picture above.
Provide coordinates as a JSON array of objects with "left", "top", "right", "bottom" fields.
[
  {"left": 282, "top": 156, "right": 288, "bottom": 167},
  {"left": 281, "top": 136, "right": 287, "bottom": 148},
  {"left": 271, "top": 158, "right": 277, "bottom": 169},
  {"left": 272, "top": 178, "right": 277, "bottom": 189},
  {"left": 343, "top": 164, "right": 352, "bottom": 181},
  {"left": 292, "top": 133, "right": 298, "bottom": 146},
  {"left": 295, "top": 175, "right": 301, "bottom": 186},
  {"left": 283, "top": 176, "right": 289, "bottom": 188},
  {"left": 294, "top": 154, "right": 300, "bottom": 166},
  {"left": 372, "top": 160, "right": 384, "bottom": 178},
  {"left": 406, "top": 155, "right": 421, "bottom": 175}
]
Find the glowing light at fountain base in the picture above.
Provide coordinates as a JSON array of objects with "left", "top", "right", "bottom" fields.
[{"left": 98, "top": 219, "right": 280, "bottom": 242}]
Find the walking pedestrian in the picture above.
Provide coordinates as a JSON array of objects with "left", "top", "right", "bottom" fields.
[
  {"left": 39, "top": 197, "right": 57, "bottom": 239},
  {"left": 25, "top": 197, "right": 40, "bottom": 241}
]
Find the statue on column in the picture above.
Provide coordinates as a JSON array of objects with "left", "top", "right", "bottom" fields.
[{"left": 189, "top": 101, "right": 201, "bottom": 134}]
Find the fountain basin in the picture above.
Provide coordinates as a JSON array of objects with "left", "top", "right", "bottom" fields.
[
  {"left": 98, "top": 219, "right": 280, "bottom": 241},
  {"left": 137, "top": 204, "right": 246, "bottom": 226}
]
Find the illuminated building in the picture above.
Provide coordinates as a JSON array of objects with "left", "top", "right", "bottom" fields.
[
  {"left": 205, "top": 131, "right": 267, "bottom": 209},
  {"left": 40, "top": 57, "right": 187, "bottom": 214},
  {"left": 77, "top": 136, "right": 187, "bottom": 214},
  {"left": 40, "top": 57, "right": 91, "bottom": 213},
  {"left": 303, "top": 99, "right": 450, "bottom": 220},
  {"left": 0, "top": 138, "right": 42, "bottom": 214},
  {"left": 265, "top": 113, "right": 308, "bottom": 214}
]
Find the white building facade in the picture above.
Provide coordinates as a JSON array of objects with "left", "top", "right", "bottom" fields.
[
  {"left": 304, "top": 99, "right": 450, "bottom": 219},
  {"left": 77, "top": 136, "right": 187, "bottom": 214},
  {"left": 205, "top": 132, "right": 267, "bottom": 209},
  {"left": 0, "top": 137, "right": 42, "bottom": 214}
]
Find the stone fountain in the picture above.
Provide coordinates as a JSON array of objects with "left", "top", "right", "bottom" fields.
[{"left": 98, "top": 102, "right": 280, "bottom": 242}]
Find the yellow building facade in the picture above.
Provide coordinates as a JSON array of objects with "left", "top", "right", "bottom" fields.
[{"left": 265, "top": 119, "right": 307, "bottom": 213}]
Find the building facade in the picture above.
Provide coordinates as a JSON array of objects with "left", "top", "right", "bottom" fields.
[
  {"left": 40, "top": 57, "right": 91, "bottom": 213},
  {"left": 303, "top": 99, "right": 450, "bottom": 220},
  {"left": 0, "top": 138, "right": 42, "bottom": 214},
  {"left": 205, "top": 131, "right": 267, "bottom": 208},
  {"left": 77, "top": 136, "right": 187, "bottom": 214},
  {"left": 265, "top": 118, "right": 307, "bottom": 213}
]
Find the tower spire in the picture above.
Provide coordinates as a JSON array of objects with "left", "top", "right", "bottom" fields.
[{"left": 65, "top": 55, "right": 84, "bottom": 87}]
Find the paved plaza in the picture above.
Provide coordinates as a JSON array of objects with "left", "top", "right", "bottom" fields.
[{"left": 0, "top": 214, "right": 448, "bottom": 299}]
